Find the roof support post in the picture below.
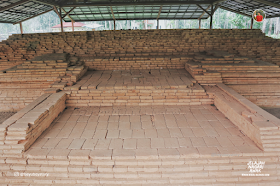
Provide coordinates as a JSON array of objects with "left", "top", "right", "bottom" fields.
[
  {"left": 250, "top": 18, "right": 254, "bottom": 29},
  {"left": 156, "top": 5, "right": 162, "bottom": 30},
  {"left": 110, "top": 6, "right": 116, "bottom": 30},
  {"left": 53, "top": 6, "right": 63, "bottom": 32},
  {"left": 20, "top": 22, "right": 23, "bottom": 34},
  {"left": 199, "top": 19, "right": 201, "bottom": 29},
  {"left": 157, "top": 19, "right": 159, "bottom": 29},
  {"left": 114, "top": 20, "right": 116, "bottom": 30},
  {"left": 210, "top": 4, "right": 213, "bottom": 29},
  {"left": 71, "top": 20, "right": 74, "bottom": 31},
  {"left": 59, "top": 7, "right": 64, "bottom": 32}
]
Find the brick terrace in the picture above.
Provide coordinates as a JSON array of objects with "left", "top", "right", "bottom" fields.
[
  {"left": 64, "top": 70, "right": 212, "bottom": 107},
  {"left": 27, "top": 105, "right": 260, "bottom": 159}
]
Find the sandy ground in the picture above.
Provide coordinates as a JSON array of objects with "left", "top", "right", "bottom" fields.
[{"left": 0, "top": 112, "right": 15, "bottom": 124}]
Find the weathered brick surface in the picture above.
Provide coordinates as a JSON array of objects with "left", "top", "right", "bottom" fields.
[
  {"left": 0, "top": 29, "right": 279, "bottom": 185},
  {"left": 0, "top": 53, "right": 86, "bottom": 111},
  {"left": 185, "top": 51, "right": 280, "bottom": 107},
  {"left": 204, "top": 84, "right": 280, "bottom": 151},
  {"left": 0, "top": 105, "right": 279, "bottom": 185},
  {"left": 0, "top": 92, "right": 66, "bottom": 155},
  {"left": 64, "top": 69, "right": 212, "bottom": 107},
  {"left": 1, "top": 29, "right": 279, "bottom": 70}
]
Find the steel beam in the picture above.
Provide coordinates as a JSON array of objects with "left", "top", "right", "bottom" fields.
[
  {"left": 110, "top": 6, "right": 115, "bottom": 20},
  {"left": 62, "top": 17, "right": 209, "bottom": 22},
  {"left": 13, "top": 8, "right": 54, "bottom": 25},
  {"left": 196, "top": 4, "right": 211, "bottom": 16},
  {"left": 157, "top": 5, "right": 163, "bottom": 20},
  {"left": 198, "top": 5, "right": 211, "bottom": 19},
  {"left": 253, "top": 0, "right": 280, "bottom": 9},
  {"left": 219, "top": 5, "right": 251, "bottom": 17},
  {"left": 62, "top": 8, "right": 75, "bottom": 22},
  {"left": 61, "top": 1, "right": 216, "bottom": 7},
  {"left": 0, "top": 0, "right": 29, "bottom": 12},
  {"left": 30, "top": 0, "right": 59, "bottom": 7},
  {"left": 207, "top": 5, "right": 219, "bottom": 19},
  {"left": 68, "top": 11, "right": 205, "bottom": 16},
  {"left": 62, "top": 7, "right": 75, "bottom": 19}
]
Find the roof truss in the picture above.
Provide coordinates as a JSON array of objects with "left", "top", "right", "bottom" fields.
[{"left": 1, "top": 0, "right": 280, "bottom": 24}]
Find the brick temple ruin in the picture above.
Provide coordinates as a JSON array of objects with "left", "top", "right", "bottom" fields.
[{"left": 0, "top": 29, "right": 279, "bottom": 185}]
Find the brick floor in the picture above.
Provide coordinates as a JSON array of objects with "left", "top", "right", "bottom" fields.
[{"left": 26, "top": 105, "right": 262, "bottom": 159}]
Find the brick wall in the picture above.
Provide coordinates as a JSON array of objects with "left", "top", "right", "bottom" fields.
[{"left": 1, "top": 29, "right": 279, "bottom": 70}]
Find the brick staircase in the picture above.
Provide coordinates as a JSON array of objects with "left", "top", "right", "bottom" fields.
[
  {"left": 0, "top": 53, "right": 87, "bottom": 112},
  {"left": 0, "top": 153, "right": 279, "bottom": 185},
  {"left": 185, "top": 50, "right": 280, "bottom": 107},
  {"left": 0, "top": 92, "right": 66, "bottom": 156},
  {"left": 204, "top": 84, "right": 280, "bottom": 151},
  {"left": 82, "top": 55, "right": 192, "bottom": 70},
  {"left": 64, "top": 69, "right": 212, "bottom": 107}
]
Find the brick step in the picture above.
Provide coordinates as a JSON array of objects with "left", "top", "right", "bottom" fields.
[
  {"left": 221, "top": 73, "right": 280, "bottom": 78},
  {"left": 2, "top": 156, "right": 280, "bottom": 168},
  {"left": 9, "top": 153, "right": 278, "bottom": 164},
  {"left": 1, "top": 170, "right": 278, "bottom": 180},
  {"left": 204, "top": 84, "right": 280, "bottom": 151},
  {"left": 261, "top": 135, "right": 280, "bottom": 139},
  {"left": 260, "top": 130, "right": 280, "bottom": 135},
  {"left": 263, "top": 144, "right": 280, "bottom": 148},
  {"left": 0, "top": 89, "right": 45, "bottom": 112},
  {"left": 0, "top": 83, "right": 51, "bottom": 89},
  {"left": 82, "top": 54, "right": 191, "bottom": 60},
  {"left": 263, "top": 147, "right": 280, "bottom": 151},
  {"left": 262, "top": 139, "right": 280, "bottom": 143},
  {"left": 0, "top": 172, "right": 278, "bottom": 185},
  {"left": 65, "top": 87, "right": 211, "bottom": 107},
  {"left": 0, "top": 93, "right": 67, "bottom": 154},
  {"left": 82, "top": 55, "right": 190, "bottom": 70}
]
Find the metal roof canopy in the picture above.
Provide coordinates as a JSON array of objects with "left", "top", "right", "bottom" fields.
[{"left": 0, "top": 0, "right": 280, "bottom": 24}]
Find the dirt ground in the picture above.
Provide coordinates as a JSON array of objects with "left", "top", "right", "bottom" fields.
[
  {"left": 263, "top": 108, "right": 280, "bottom": 119},
  {"left": 0, "top": 112, "right": 15, "bottom": 124}
]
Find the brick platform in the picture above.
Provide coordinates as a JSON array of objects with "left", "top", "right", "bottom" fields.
[
  {"left": 0, "top": 53, "right": 87, "bottom": 112},
  {"left": 64, "top": 70, "right": 212, "bottom": 107},
  {"left": 0, "top": 29, "right": 280, "bottom": 185},
  {"left": 1, "top": 29, "right": 280, "bottom": 107},
  {"left": 0, "top": 105, "right": 279, "bottom": 185},
  {"left": 185, "top": 51, "right": 280, "bottom": 107},
  {"left": 1, "top": 29, "right": 280, "bottom": 67},
  {"left": 0, "top": 92, "right": 66, "bottom": 156}
]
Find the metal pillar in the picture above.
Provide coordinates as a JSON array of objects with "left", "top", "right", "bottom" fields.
[
  {"left": 114, "top": 20, "right": 116, "bottom": 30},
  {"left": 20, "top": 22, "right": 23, "bottom": 34},
  {"left": 71, "top": 20, "right": 74, "bottom": 31},
  {"left": 157, "top": 19, "right": 159, "bottom": 29},
  {"left": 59, "top": 7, "right": 63, "bottom": 32},
  {"left": 199, "top": 19, "right": 201, "bottom": 29},
  {"left": 210, "top": 4, "right": 213, "bottom": 29},
  {"left": 250, "top": 18, "right": 254, "bottom": 29}
]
